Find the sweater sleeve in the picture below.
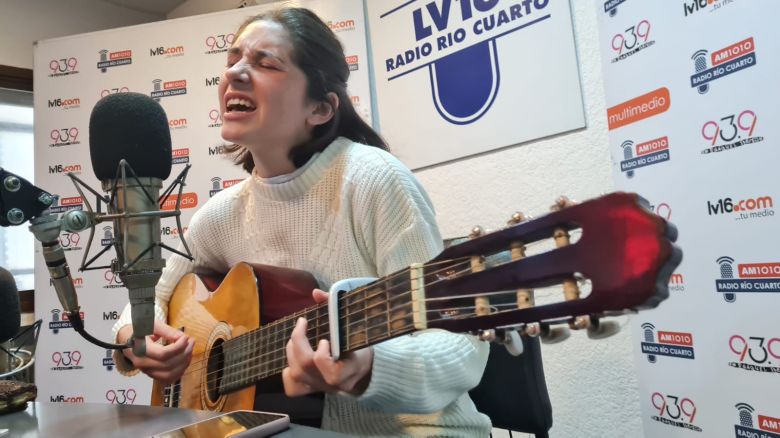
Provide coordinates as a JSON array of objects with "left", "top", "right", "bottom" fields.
[
  {"left": 349, "top": 155, "right": 490, "bottom": 413},
  {"left": 110, "top": 199, "right": 227, "bottom": 375}
]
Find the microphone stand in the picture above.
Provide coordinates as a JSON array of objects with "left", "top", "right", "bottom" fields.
[{"left": 1, "top": 164, "right": 193, "bottom": 354}]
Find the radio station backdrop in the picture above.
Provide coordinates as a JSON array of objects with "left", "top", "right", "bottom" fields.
[
  {"left": 596, "top": 1, "right": 780, "bottom": 437},
  {"left": 32, "top": 0, "right": 369, "bottom": 406},
  {"left": 365, "top": 0, "right": 586, "bottom": 169}
]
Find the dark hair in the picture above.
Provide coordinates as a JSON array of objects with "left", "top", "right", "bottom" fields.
[{"left": 226, "top": 7, "right": 388, "bottom": 173}]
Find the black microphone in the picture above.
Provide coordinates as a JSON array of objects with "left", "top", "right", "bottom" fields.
[
  {"left": 0, "top": 266, "right": 21, "bottom": 376},
  {"left": 89, "top": 92, "right": 172, "bottom": 357},
  {"left": 0, "top": 267, "right": 20, "bottom": 344}
]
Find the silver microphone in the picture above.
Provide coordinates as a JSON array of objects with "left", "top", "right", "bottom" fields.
[
  {"left": 106, "top": 174, "right": 165, "bottom": 357},
  {"left": 88, "top": 92, "right": 182, "bottom": 357}
]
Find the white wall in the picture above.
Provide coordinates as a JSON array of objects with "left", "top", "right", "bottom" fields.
[
  {"left": 18, "top": 0, "right": 639, "bottom": 435},
  {"left": 172, "top": 0, "right": 639, "bottom": 436},
  {"left": 415, "top": 2, "right": 639, "bottom": 436},
  {"left": 0, "top": 0, "right": 163, "bottom": 69},
  {"left": 168, "top": 0, "right": 275, "bottom": 19}
]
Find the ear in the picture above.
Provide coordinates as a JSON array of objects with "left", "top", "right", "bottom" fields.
[{"left": 306, "top": 92, "right": 339, "bottom": 128}]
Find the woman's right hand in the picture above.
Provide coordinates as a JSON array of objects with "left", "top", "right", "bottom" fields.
[{"left": 117, "top": 320, "right": 194, "bottom": 384}]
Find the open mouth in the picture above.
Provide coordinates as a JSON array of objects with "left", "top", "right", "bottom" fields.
[{"left": 225, "top": 97, "right": 256, "bottom": 113}]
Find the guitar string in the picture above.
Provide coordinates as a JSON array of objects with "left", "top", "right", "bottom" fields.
[
  {"left": 178, "top": 226, "right": 582, "bottom": 379},
  {"left": 175, "top": 230, "right": 588, "bottom": 386},
  {"left": 188, "top": 260, "right": 589, "bottom": 388},
  {"left": 166, "top": 294, "right": 625, "bottom": 407},
  {"left": 180, "top": 273, "right": 589, "bottom": 388},
  {"left": 175, "top": 257, "right": 475, "bottom": 380},
  {"left": 182, "top": 226, "right": 583, "bottom": 372},
  {"left": 168, "top": 229, "right": 586, "bottom": 390}
]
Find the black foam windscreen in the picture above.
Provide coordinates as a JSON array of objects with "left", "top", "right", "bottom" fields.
[
  {"left": 0, "top": 267, "right": 21, "bottom": 343},
  {"left": 89, "top": 92, "right": 172, "bottom": 181}
]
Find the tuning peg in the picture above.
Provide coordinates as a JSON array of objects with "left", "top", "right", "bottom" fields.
[
  {"left": 478, "top": 329, "right": 496, "bottom": 342},
  {"left": 550, "top": 195, "right": 577, "bottom": 211},
  {"left": 586, "top": 317, "right": 621, "bottom": 339},
  {"left": 503, "top": 330, "right": 524, "bottom": 356},
  {"left": 469, "top": 225, "right": 485, "bottom": 239},
  {"left": 569, "top": 315, "right": 590, "bottom": 330},
  {"left": 507, "top": 211, "right": 528, "bottom": 226},
  {"left": 540, "top": 324, "right": 570, "bottom": 344}
]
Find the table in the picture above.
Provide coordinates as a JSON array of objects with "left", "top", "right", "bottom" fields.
[{"left": 0, "top": 402, "right": 354, "bottom": 437}]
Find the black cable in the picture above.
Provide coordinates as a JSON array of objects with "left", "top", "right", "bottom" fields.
[{"left": 65, "top": 310, "right": 130, "bottom": 350}]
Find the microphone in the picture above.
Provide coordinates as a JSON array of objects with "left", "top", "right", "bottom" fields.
[
  {"left": 20, "top": 92, "right": 190, "bottom": 354},
  {"left": 89, "top": 92, "right": 172, "bottom": 357},
  {"left": 0, "top": 267, "right": 20, "bottom": 376},
  {"left": 0, "top": 267, "right": 20, "bottom": 344}
]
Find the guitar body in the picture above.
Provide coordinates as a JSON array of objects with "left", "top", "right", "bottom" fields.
[
  {"left": 150, "top": 262, "right": 320, "bottom": 413},
  {"left": 151, "top": 262, "right": 259, "bottom": 411}
]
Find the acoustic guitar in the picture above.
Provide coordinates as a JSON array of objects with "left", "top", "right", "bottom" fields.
[{"left": 150, "top": 192, "right": 682, "bottom": 412}]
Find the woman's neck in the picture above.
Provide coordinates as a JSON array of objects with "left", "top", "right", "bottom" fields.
[{"left": 250, "top": 148, "right": 297, "bottom": 178}]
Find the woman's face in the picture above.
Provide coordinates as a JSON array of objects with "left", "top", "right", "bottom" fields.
[{"left": 219, "top": 20, "right": 315, "bottom": 153}]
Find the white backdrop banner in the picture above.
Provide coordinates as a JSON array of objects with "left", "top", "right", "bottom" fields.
[
  {"left": 596, "top": 1, "right": 780, "bottom": 436},
  {"left": 32, "top": 0, "right": 369, "bottom": 406},
  {"left": 366, "top": 0, "right": 586, "bottom": 169}
]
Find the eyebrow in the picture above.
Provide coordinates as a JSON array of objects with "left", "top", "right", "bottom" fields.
[{"left": 227, "top": 47, "right": 285, "bottom": 64}]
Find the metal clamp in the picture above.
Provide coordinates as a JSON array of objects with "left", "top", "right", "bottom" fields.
[{"left": 327, "top": 277, "right": 377, "bottom": 360}]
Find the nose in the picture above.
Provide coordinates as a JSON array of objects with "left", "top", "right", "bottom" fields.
[{"left": 224, "top": 61, "right": 249, "bottom": 83}]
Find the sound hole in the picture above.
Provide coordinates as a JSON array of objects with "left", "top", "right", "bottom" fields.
[{"left": 205, "top": 339, "right": 225, "bottom": 403}]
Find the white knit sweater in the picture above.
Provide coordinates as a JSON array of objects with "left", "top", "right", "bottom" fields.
[{"left": 112, "top": 138, "right": 492, "bottom": 436}]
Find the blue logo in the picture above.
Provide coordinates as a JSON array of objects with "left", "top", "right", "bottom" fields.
[
  {"left": 691, "top": 37, "right": 756, "bottom": 94},
  {"left": 604, "top": 0, "right": 628, "bottom": 17},
  {"left": 103, "top": 349, "right": 115, "bottom": 371},
  {"left": 715, "top": 257, "right": 780, "bottom": 302},
  {"left": 381, "top": 0, "right": 551, "bottom": 125},
  {"left": 733, "top": 403, "right": 780, "bottom": 438},
  {"left": 640, "top": 323, "right": 695, "bottom": 363}
]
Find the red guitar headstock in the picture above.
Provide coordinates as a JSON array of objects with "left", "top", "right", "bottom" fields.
[{"left": 421, "top": 192, "right": 682, "bottom": 340}]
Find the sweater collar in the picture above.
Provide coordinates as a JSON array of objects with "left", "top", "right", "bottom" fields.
[{"left": 247, "top": 137, "right": 350, "bottom": 201}]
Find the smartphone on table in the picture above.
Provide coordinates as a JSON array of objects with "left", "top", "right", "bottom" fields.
[{"left": 150, "top": 410, "right": 290, "bottom": 437}]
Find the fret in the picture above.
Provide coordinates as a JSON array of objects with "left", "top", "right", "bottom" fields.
[
  {"left": 388, "top": 273, "right": 414, "bottom": 337},
  {"left": 234, "top": 336, "right": 243, "bottom": 388},
  {"left": 266, "top": 321, "right": 283, "bottom": 372},
  {"left": 255, "top": 325, "right": 264, "bottom": 380},
  {"left": 274, "top": 321, "right": 285, "bottom": 375},
  {"left": 365, "top": 284, "right": 388, "bottom": 345},
  {"left": 345, "top": 286, "right": 366, "bottom": 349},
  {"left": 317, "top": 303, "right": 328, "bottom": 348},
  {"left": 216, "top": 270, "right": 422, "bottom": 391},
  {"left": 260, "top": 326, "right": 270, "bottom": 380},
  {"left": 279, "top": 319, "right": 289, "bottom": 372},
  {"left": 265, "top": 324, "right": 273, "bottom": 379},
  {"left": 409, "top": 263, "right": 428, "bottom": 330},
  {"left": 231, "top": 338, "right": 240, "bottom": 389},
  {"left": 314, "top": 306, "right": 321, "bottom": 346},
  {"left": 244, "top": 335, "right": 252, "bottom": 387},
  {"left": 306, "top": 308, "right": 318, "bottom": 350},
  {"left": 239, "top": 336, "right": 248, "bottom": 388},
  {"left": 283, "top": 317, "right": 294, "bottom": 370},
  {"left": 261, "top": 325, "right": 271, "bottom": 380}
]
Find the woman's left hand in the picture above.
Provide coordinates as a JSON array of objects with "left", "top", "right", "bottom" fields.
[{"left": 282, "top": 289, "right": 373, "bottom": 397}]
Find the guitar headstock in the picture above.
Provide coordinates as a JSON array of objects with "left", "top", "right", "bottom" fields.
[{"left": 423, "top": 192, "right": 682, "bottom": 346}]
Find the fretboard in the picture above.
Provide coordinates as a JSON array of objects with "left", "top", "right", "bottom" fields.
[{"left": 219, "top": 267, "right": 418, "bottom": 395}]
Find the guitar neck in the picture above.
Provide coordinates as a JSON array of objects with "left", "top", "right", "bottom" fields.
[
  {"left": 219, "top": 266, "right": 419, "bottom": 393},
  {"left": 203, "top": 192, "right": 681, "bottom": 397}
]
